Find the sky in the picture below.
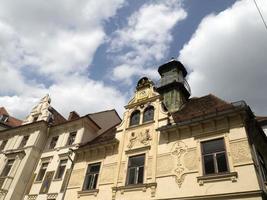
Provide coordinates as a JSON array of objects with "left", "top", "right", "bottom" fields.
[{"left": 0, "top": 0, "right": 267, "bottom": 119}]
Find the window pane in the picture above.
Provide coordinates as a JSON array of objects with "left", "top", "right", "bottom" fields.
[
  {"left": 0, "top": 140, "right": 7, "bottom": 151},
  {"left": 143, "top": 107, "right": 154, "bottom": 123},
  {"left": 92, "top": 174, "right": 98, "bottom": 189},
  {"left": 216, "top": 153, "right": 228, "bottom": 173},
  {"left": 127, "top": 168, "right": 136, "bottom": 185},
  {"left": 130, "top": 111, "right": 140, "bottom": 126},
  {"left": 202, "top": 139, "right": 225, "bottom": 154},
  {"left": 137, "top": 166, "right": 144, "bottom": 184},
  {"left": 90, "top": 164, "right": 100, "bottom": 173},
  {"left": 128, "top": 155, "right": 145, "bottom": 167},
  {"left": 1, "top": 160, "right": 14, "bottom": 177},
  {"left": 204, "top": 155, "right": 215, "bottom": 174},
  {"left": 36, "top": 162, "right": 48, "bottom": 181},
  {"left": 83, "top": 174, "right": 92, "bottom": 190},
  {"left": 49, "top": 136, "right": 58, "bottom": 149}
]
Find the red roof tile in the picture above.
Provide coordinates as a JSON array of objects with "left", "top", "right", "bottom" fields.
[{"left": 0, "top": 107, "right": 22, "bottom": 127}]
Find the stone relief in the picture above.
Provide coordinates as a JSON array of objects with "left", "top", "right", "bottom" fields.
[
  {"left": 184, "top": 149, "right": 198, "bottom": 171},
  {"left": 230, "top": 140, "right": 252, "bottom": 165},
  {"left": 156, "top": 154, "right": 174, "bottom": 176},
  {"left": 171, "top": 141, "right": 188, "bottom": 188},
  {"left": 127, "top": 129, "right": 152, "bottom": 149}
]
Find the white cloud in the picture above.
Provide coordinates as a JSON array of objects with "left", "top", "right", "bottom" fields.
[
  {"left": 179, "top": 0, "right": 267, "bottom": 115},
  {"left": 0, "top": 0, "right": 127, "bottom": 119},
  {"left": 109, "top": 0, "right": 187, "bottom": 84}
]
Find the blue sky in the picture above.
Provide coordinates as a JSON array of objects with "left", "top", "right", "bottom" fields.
[{"left": 0, "top": 0, "right": 267, "bottom": 119}]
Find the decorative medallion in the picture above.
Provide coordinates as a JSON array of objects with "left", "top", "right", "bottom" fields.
[{"left": 171, "top": 141, "right": 188, "bottom": 188}]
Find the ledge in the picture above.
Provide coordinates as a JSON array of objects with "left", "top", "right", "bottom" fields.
[
  {"left": 112, "top": 182, "right": 157, "bottom": 198},
  {"left": 125, "top": 145, "right": 151, "bottom": 154},
  {"left": 197, "top": 172, "right": 238, "bottom": 186},
  {"left": 77, "top": 189, "right": 99, "bottom": 197},
  {"left": 126, "top": 120, "right": 155, "bottom": 131}
]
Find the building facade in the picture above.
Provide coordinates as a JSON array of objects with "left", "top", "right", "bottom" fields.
[
  {"left": 0, "top": 95, "right": 121, "bottom": 200},
  {"left": 64, "top": 60, "right": 267, "bottom": 200}
]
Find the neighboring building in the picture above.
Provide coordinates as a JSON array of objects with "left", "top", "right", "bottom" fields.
[
  {"left": 64, "top": 59, "right": 267, "bottom": 200},
  {"left": 256, "top": 116, "right": 267, "bottom": 137},
  {"left": 0, "top": 95, "right": 121, "bottom": 200},
  {"left": 0, "top": 107, "right": 22, "bottom": 130}
]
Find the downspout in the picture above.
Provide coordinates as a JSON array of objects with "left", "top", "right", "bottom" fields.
[{"left": 61, "top": 148, "right": 75, "bottom": 200}]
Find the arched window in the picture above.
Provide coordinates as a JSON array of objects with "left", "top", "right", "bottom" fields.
[
  {"left": 129, "top": 110, "right": 140, "bottom": 126},
  {"left": 143, "top": 106, "right": 154, "bottom": 123}
]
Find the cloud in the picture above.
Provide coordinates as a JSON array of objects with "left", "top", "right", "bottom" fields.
[
  {"left": 179, "top": 0, "right": 267, "bottom": 115},
  {"left": 109, "top": 0, "right": 187, "bottom": 84},
  {"left": 0, "top": 0, "right": 127, "bottom": 119}
]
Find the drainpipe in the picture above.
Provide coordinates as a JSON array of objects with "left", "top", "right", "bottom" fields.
[{"left": 61, "top": 148, "right": 75, "bottom": 200}]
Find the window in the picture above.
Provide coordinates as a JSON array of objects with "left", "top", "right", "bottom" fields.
[
  {"left": 1, "top": 159, "right": 14, "bottom": 177},
  {"left": 143, "top": 106, "right": 154, "bottom": 123},
  {"left": 201, "top": 138, "right": 228, "bottom": 175},
  {"left": 129, "top": 110, "right": 140, "bottom": 126},
  {"left": 19, "top": 135, "right": 29, "bottom": 148},
  {"left": 0, "top": 114, "right": 8, "bottom": 122},
  {"left": 67, "top": 132, "right": 76, "bottom": 145},
  {"left": 258, "top": 152, "right": 267, "bottom": 182},
  {"left": 55, "top": 159, "right": 68, "bottom": 179},
  {"left": 126, "top": 154, "right": 145, "bottom": 185},
  {"left": 49, "top": 136, "right": 58, "bottom": 149},
  {"left": 83, "top": 163, "right": 100, "bottom": 190},
  {"left": 36, "top": 162, "right": 48, "bottom": 181},
  {"left": 33, "top": 115, "right": 38, "bottom": 122},
  {"left": 0, "top": 140, "right": 7, "bottom": 151}
]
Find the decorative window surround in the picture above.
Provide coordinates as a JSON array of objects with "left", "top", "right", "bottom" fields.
[
  {"left": 47, "top": 193, "right": 58, "bottom": 199},
  {"left": 77, "top": 189, "right": 99, "bottom": 197},
  {"left": 197, "top": 171, "right": 238, "bottom": 186},
  {"left": 112, "top": 182, "right": 157, "bottom": 198},
  {"left": 125, "top": 146, "right": 150, "bottom": 154}
]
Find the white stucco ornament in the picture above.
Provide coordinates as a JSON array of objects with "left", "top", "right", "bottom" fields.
[{"left": 23, "top": 94, "right": 53, "bottom": 124}]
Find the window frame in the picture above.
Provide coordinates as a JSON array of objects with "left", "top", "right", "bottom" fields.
[
  {"left": 82, "top": 162, "right": 101, "bottom": 191},
  {"left": 0, "top": 159, "right": 15, "bottom": 177},
  {"left": 36, "top": 162, "right": 49, "bottom": 182},
  {"left": 49, "top": 136, "right": 59, "bottom": 149},
  {"left": 67, "top": 131, "right": 77, "bottom": 146},
  {"left": 142, "top": 106, "right": 154, "bottom": 123},
  {"left": 19, "top": 135, "right": 29, "bottom": 148},
  {"left": 126, "top": 154, "right": 145, "bottom": 185},
  {"left": 0, "top": 140, "right": 8, "bottom": 151},
  {"left": 129, "top": 110, "right": 141, "bottom": 127},
  {"left": 201, "top": 138, "right": 229, "bottom": 175},
  {"left": 54, "top": 159, "right": 68, "bottom": 180}
]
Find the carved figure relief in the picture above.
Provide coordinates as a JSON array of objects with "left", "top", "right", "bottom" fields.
[
  {"left": 171, "top": 141, "right": 188, "bottom": 188},
  {"left": 127, "top": 129, "right": 152, "bottom": 149}
]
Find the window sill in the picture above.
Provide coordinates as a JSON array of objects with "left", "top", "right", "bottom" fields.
[
  {"left": 112, "top": 182, "right": 157, "bottom": 197},
  {"left": 77, "top": 189, "right": 99, "bottom": 197},
  {"left": 127, "top": 121, "right": 155, "bottom": 130},
  {"left": 197, "top": 172, "right": 238, "bottom": 186},
  {"left": 53, "top": 178, "right": 62, "bottom": 182}
]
